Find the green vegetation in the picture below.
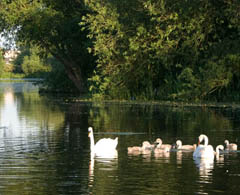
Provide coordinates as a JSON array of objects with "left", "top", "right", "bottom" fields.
[
  {"left": 0, "top": 0, "right": 95, "bottom": 93},
  {"left": 83, "top": 0, "right": 240, "bottom": 101},
  {"left": 0, "top": 46, "right": 51, "bottom": 79},
  {"left": 39, "top": 57, "right": 79, "bottom": 93},
  {"left": 0, "top": 72, "right": 24, "bottom": 79},
  {"left": 14, "top": 46, "right": 51, "bottom": 77},
  {"left": 0, "top": 0, "right": 240, "bottom": 102},
  {"left": 0, "top": 51, "right": 4, "bottom": 76}
]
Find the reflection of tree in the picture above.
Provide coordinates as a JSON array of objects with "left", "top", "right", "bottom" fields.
[
  {"left": 18, "top": 92, "right": 65, "bottom": 130},
  {"left": 0, "top": 81, "right": 65, "bottom": 132},
  {"left": 0, "top": 82, "right": 90, "bottom": 193},
  {"left": 84, "top": 102, "right": 237, "bottom": 147},
  {"left": 0, "top": 82, "right": 67, "bottom": 157}
]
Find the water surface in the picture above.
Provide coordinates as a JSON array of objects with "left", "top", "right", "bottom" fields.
[{"left": 0, "top": 81, "right": 240, "bottom": 194}]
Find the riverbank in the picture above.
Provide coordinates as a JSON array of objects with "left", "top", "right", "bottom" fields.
[
  {"left": 1, "top": 78, "right": 239, "bottom": 109},
  {"left": 0, "top": 72, "right": 25, "bottom": 79},
  {"left": 68, "top": 97, "right": 240, "bottom": 110},
  {"left": 0, "top": 78, "right": 43, "bottom": 81}
]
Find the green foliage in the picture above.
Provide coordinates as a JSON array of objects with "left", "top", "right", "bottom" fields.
[
  {"left": 12, "top": 46, "right": 51, "bottom": 77},
  {"left": 0, "top": 0, "right": 95, "bottom": 92},
  {"left": 1, "top": 0, "right": 240, "bottom": 101},
  {"left": 88, "top": 71, "right": 110, "bottom": 99},
  {"left": 39, "top": 57, "right": 78, "bottom": 93},
  {"left": 0, "top": 72, "right": 24, "bottom": 78},
  {"left": 21, "top": 47, "right": 51, "bottom": 77},
  {"left": 83, "top": 0, "right": 240, "bottom": 101},
  {"left": 13, "top": 47, "right": 30, "bottom": 73}
]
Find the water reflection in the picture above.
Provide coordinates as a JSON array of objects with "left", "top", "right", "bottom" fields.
[
  {"left": 176, "top": 150, "right": 183, "bottom": 165},
  {"left": 193, "top": 157, "right": 215, "bottom": 194},
  {"left": 154, "top": 149, "right": 170, "bottom": 161},
  {"left": 0, "top": 90, "right": 19, "bottom": 130},
  {"left": 216, "top": 154, "right": 225, "bottom": 165},
  {"left": 88, "top": 151, "right": 118, "bottom": 194},
  {"left": 0, "top": 82, "right": 64, "bottom": 136},
  {"left": 194, "top": 157, "right": 214, "bottom": 180},
  {"left": 0, "top": 81, "right": 70, "bottom": 193}
]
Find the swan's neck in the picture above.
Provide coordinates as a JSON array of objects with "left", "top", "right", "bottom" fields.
[
  {"left": 90, "top": 133, "right": 95, "bottom": 152},
  {"left": 225, "top": 140, "right": 229, "bottom": 146},
  {"left": 157, "top": 142, "right": 162, "bottom": 148},
  {"left": 177, "top": 141, "right": 182, "bottom": 149},
  {"left": 203, "top": 135, "right": 208, "bottom": 146},
  {"left": 156, "top": 139, "right": 162, "bottom": 148}
]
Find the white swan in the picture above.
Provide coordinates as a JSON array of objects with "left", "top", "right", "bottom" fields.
[
  {"left": 175, "top": 140, "right": 196, "bottom": 151},
  {"left": 224, "top": 140, "right": 237, "bottom": 151},
  {"left": 88, "top": 127, "right": 118, "bottom": 157},
  {"left": 193, "top": 134, "right": 214, "bottom": 159}
]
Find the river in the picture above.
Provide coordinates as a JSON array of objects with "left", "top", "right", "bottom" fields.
[{"left": 0, "top": 80, "right": 240, "bottom": 194}]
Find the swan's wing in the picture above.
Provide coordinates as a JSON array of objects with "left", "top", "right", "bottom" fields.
[
  {"left": 207, "top": 145, "right": 214, "bottom": 152},
  {"left": 94, "top": 138, "right": 118, "bottom": 158},
  {"left": 95, "top": 149, "right": 118, "bottom": 158},
  {"left": 193, "top": 145, "right": 214, "bottom": 158},
  {"left": 193, "top": 145, "right": 204, "bottom": 157},
  {"left": 95, "top": 137, "right": 118, "bottom": 150}
]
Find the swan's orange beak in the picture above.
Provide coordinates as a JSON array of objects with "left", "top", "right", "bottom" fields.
[{"left": 197, "top": 140, "right": 200, "bottom": 146}]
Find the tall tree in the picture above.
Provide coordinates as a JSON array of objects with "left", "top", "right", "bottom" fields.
[
  {"left": 83, "top": 0, "right": 240, "bottom": 101},
  {"left": 0, "top": 0, "right": 95, "bottom": 93}
]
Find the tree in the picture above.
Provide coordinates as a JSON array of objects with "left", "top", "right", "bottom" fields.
[
  {"left": 0, "top": 0, "right": 95, "bottom": 93},
  {"left": 21, "top": 46, "right": 51, "bottom": 77},
  {"left": 83, "top": 0, "right": 240, "bottom": 101},
  {"left": 1, "top": 0, "right": 240, "bottom": 101}
]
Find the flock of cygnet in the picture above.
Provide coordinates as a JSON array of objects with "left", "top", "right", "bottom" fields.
[{"left": 128, "top": 134, "right": 238, "bottom": 159}]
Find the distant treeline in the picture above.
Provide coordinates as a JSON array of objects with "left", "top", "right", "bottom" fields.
[{"left": 0, "top": 0, "right": 240, "bottom": 101}]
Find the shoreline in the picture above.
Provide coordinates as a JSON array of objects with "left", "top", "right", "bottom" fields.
[
  {"left": 1, "top": 79, "right": 239, "bottom": 109},
  {"left": 70, "top": 98, "right": 240, "bottom": 109}
]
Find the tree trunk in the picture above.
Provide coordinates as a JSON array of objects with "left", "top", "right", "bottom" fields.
[{"left": 54, "top": 54, "right": 86, "bottom": 93}]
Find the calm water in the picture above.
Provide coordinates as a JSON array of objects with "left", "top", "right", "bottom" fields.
[{"left": 0, "top": 81, "right": 240, "bottom": 194}]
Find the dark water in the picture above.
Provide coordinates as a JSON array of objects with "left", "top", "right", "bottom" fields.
[{"left": 0, "top": 81, "right": 240, "bottom": 194}]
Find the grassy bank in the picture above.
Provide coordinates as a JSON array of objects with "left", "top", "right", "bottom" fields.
[{"left": 0, "top": 72, "right": 25, "bottom": 79}]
